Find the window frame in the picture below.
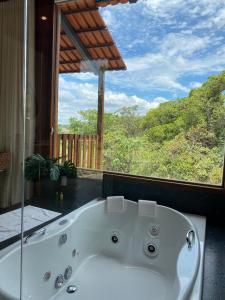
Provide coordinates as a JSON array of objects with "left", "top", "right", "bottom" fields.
[
  {"left": 102, "top": 168, "right": 225, "bottom": 217},
  {"left": 52, "top": 2, "right": 225, "bottom": 216}
]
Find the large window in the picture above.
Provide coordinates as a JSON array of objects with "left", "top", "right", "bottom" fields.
[{"left": 58, "top": 1, "right": 225, "bottom": 186}]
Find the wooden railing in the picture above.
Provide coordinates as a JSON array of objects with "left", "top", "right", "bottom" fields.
[{"left": 56, "top": 134, "right": 99, "bottom": 169}]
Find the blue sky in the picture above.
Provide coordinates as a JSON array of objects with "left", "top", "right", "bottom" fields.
[{"left": 59, "top": 0, "right": 225, "bottom": 124}]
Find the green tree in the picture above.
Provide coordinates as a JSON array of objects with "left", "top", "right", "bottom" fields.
[
  {"left": 68, "top": 109, "right": 97, "bottom": 134},
  {"left": 62, "top": 71, "right": 225, "bottom": 185}
]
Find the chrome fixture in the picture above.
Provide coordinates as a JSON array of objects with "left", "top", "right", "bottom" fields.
[
  {"left": 147, "top": 244, "right": 156, "bottom": 253},
  {"left": 186, "top": 230, "right": 195, "bottom": 248},
  {"left": 145, "top": 242, "right": 158, "bottom": 257},
  {"left": 24, "top": 228, "right": 46, "bottom": 244},
  {"left": 149, "top": 224, "right": 160, "bottom": 237},
  {"left": 67, "top": 285, "right": 77, "bottom": 294},
  {"left": 111, "top": 235, "right": 119, "bottom": 244},
  {"left": 59, "top": 233, "right": 67, "bottom": 245},
  {"left": 111, "top": 231, "right": 120, "bottom": 244},
  {"left": 144, "top": 240, "right": 159, "bottom": 258},
  {"left": 64, "top": 266, "right": 73, "bottom": 280},
  {"left": 55, "top": 274, "right": 64, "bottom": 289}
]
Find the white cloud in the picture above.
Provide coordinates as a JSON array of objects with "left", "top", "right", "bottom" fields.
[
  {"left": 213, "top": 8, "right": 225, "bottom": 28},
  {"left": 148, "top": 96, "right": 169, "bottom": 107},
  {"left": 69, "top": 72, "right": 97, "bottom": 82},
  {"left": 106, "top": 31, "right": 225, "bottom": 94},
  {"left": 160, "top": 33, "right": 210, "bottom": 56},
  {"left": 140, "top": 0, "right": 185, "bottom": 16},
  {"left": 140, "top": 0, "right": 225, "bottom": 20},
  {"left": 101, "top": 10, "right": 114, "bottom": 27},
  {"left": 59, "top": 0, "right": 225, "bottom": 124},
  {"left": 105, "top": 33, "right": 211, "bottom": 93},
  {"left": 58, "top": 77, "right": 168, "bottom": 124},
  {"left": 104, "top": 91, "right": 164, "bottom": 114}
]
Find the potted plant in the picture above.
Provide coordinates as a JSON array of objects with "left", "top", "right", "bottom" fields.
[
  {"left": 59, "top": 160, "right": 77, "bottom": 186},
  {"left": 25, "top": 154, "right": 77, "bottom": 197},
  {"left": 25, "top": 154, "right": 60, "bottom": 182}
]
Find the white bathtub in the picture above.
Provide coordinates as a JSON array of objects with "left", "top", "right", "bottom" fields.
[{"left": 0, "top": 199, "right": 200, "bottom": 300}]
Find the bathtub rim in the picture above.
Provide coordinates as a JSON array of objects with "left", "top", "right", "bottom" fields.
[
  {"left": 0, "top": 198, "right": 202, "bottom": 300},
  {"left": 0, "top": 198, "right": 200, "bottom": 262}
]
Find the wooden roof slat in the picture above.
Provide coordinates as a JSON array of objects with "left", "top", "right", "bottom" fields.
[
  {"left": 60, "top": 50, "right": 81, "bottom": 61},
  {"left": 93, "top": 31, "right": 106, "bottom": 45},
  {"left": 96, "top": 0, "right": 129, "bottom": 7},
  {"left": 94, "top": 47, "right": 106, "bottom": 59},
  {"left": 61, "top": 13, "right": 99, "bottom": 74},
  {"left": 60, "top": 42, "right": 115, "bottom": 52},
  {"left": 61, "top": 26, "right": 107, "bottom": 34},
  {"left": 91, "top": 10, "right": 106, "bottom": 27},
  {"left": 100, "top": 30, "right": 114, "bottom": 44},
  {"left": 66, "top": 15, "right": 82, "bottom": 30},
  {"left": 61, "top": 66, "right": 125, "bottom": 73},
  {"left": 69, "top": 12, "right": 87, "bottom": 29},
  {"left": 85, "top": 32, "right": 98, "bottom": 45},
  {"left": 59, "top": 0, "right": 127, "bottom": 74},
  {"left": 77, "top": 34, "right": 90, "bottom": 46},
  {"left": 101, "top": 47, "right": 112, "bottom": 58},
  {"left": 60, "top": 57, "right": 121, "bottom": 64},
  {"left": 76, "top": 0, "right": 88, "bottom": 9},
  {"left": 62, "top": 35, "right": 74, "bottom": 48},
  {"left": 81, "top": 12, "right": 98, "bottom": 28},
  {"left": 64, "top": 7, "right": 98, "bottom": 15}
]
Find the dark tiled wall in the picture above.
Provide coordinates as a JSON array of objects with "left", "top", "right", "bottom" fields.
[{"left": 103, "top": 173, "right": 225, "bottom": 217}]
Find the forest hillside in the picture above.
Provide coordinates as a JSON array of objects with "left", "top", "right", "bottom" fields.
[{"left": 60, "top": 71, "right": 225, "bottom": 185}]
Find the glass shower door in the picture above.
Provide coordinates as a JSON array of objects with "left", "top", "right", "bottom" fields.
[{"left": 0, "top": 0, "right": 28, "bottom": 299}]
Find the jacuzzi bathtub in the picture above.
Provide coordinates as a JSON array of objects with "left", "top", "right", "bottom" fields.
[{"left": 0, "top": 198, "right": 200, "bottom": 300}]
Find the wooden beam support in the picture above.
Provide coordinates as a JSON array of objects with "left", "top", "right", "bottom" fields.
[
  {"left": 60, "top": 60, "right": 81, "bottom": 65},
  {"left": 96, "top": 68, "right": 105, "bottom": 170},
  {"left": 88, "top": 42, "right": 114, "bottom": 48},
  {"left": 61, "top": 26, "right": 106, "bottom": 35},
  {"left": 51, "top": 4, "right": 61, "bottom": 158},
  {"left": 59, "top": 67, "right": 125, "bottom": 73},
  {"left": 63, "top": 7, "right": 98, "bottom": 15},
  {"left": 60, "top": 46, "right": 76, "bottom": 51},
  {"left": 35, "top": 0, "right": 55, "bottom": 156},
  {"left": 61, "top": 13, "right": 99, "bottom": 74},
  {"left": 60, "top": 57, "right": 121, "bottom": 64},
  {"left": 60, "top": 42, "right": 114, "bottom": 51}
]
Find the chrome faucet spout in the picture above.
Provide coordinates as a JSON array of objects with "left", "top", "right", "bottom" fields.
[
  {"left": 24, "top": 228, "right": 46, "bottom": 244},
  {"left": 186, "top": 230, "right": 195, "bottom": 248}
]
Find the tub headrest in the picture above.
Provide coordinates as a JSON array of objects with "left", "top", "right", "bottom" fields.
[
  {"left": 106, "top": 196, "right": 126, "bottom": 213},
  {"left": 138, "top": 200, "right": 157, "bottom": 218}
]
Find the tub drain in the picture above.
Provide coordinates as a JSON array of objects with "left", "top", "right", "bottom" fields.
[{"left": 67, "top": 285, "right": 78, "bottom": 294}]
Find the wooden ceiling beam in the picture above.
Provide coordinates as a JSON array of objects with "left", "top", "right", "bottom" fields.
[
  {"left": 61, "top": 26, "right": 106, "bottom": 35},
  {"left": 59, "top": 67, "right": 126, "bottom": 74},
  {"left": 63, "top": 7, "right": 98, "bottom": 15},
  {"left": 61, "top": 13, "right": 99, "bottom": 74},
  {"left": 60, "top": 42, "right": 115, "bottom": 52},
  {"left": 60, "top": 57, "right": 121, "bottom": 65}
]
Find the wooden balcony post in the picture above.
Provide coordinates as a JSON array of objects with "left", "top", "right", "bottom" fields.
[{"left": 97, "top": 67, "right": 105, "bottom": 169}]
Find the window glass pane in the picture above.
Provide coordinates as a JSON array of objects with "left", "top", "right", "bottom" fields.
[
  {"left": 58, "top": 1, "right": 225, "bottom": 186},
  {"left": 102, "top": 2, "right": 225, "bottom": 185},
  {"left": 0, "top": 0, "right": 28, "bottom": 299}
]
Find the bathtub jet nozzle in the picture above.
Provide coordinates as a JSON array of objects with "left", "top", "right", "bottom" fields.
[{"left": 67, "top": 285, "right": 78, "bottom": 294}]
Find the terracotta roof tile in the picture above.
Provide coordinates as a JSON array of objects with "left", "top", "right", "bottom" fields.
[{"left": 58, "top": 0, "right": 127, "bottom": 73}]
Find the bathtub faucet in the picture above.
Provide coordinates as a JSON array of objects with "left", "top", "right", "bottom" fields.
[
  {"left": 24, "top": 227, "right": 46, "bottom": 244},
  {"left": 186, "top": 230, "right": 195, "bottom": 248}
]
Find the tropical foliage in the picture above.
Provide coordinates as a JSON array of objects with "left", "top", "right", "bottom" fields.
[
  {"left": 60, "top": 71, "right": 225, "bottom": 185},
  {"left": 25, "top": 154, "right": 76, "bottom": 182}
]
